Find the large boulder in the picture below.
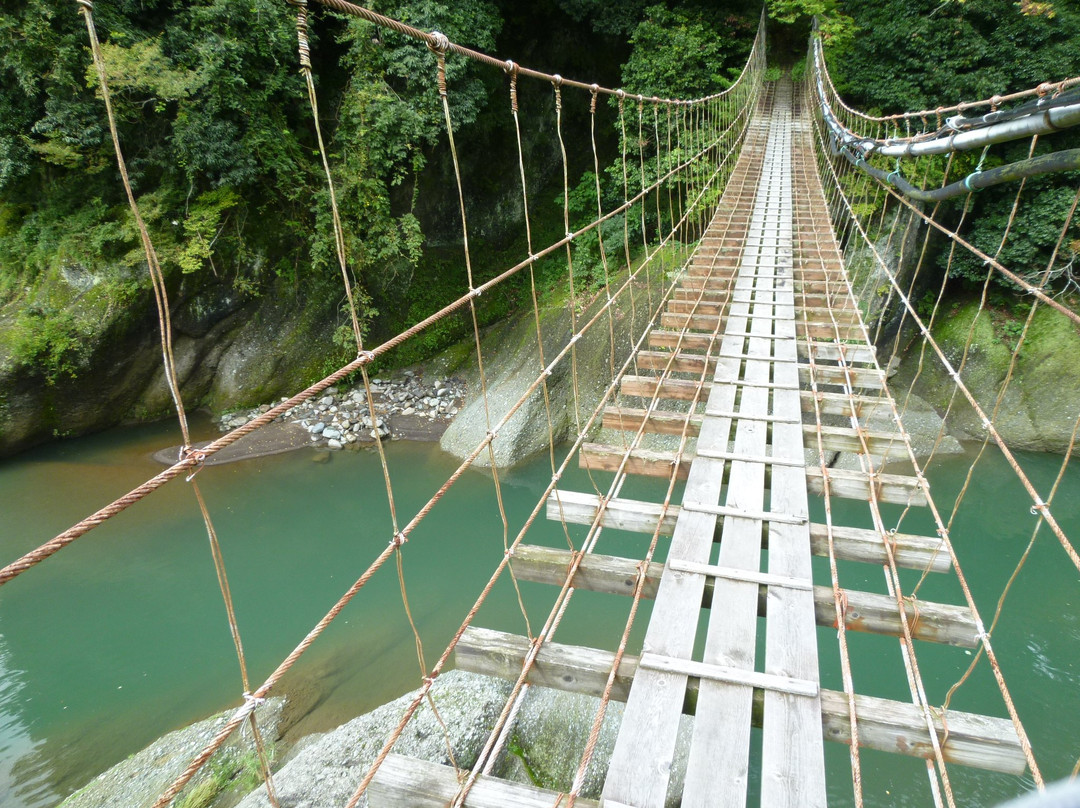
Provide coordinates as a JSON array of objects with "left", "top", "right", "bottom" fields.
[
  {"left": 440, "top": 266, "right": 667, "bottom": 468},
  {"left": 892, "top": 299, "right": 1080, "bottom": 454},
  {"left": 0, "top": 263, "right": 337, "bottom": 457},
  {"left": 60, "top": 698, "right": 285, "bottom": 808},
  {"left": 234, "top": 670, "right": 512, "bottom": 808}
]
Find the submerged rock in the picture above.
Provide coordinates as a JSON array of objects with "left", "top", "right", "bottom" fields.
[
  {"left": 234, "top": 670, "right": 512, "bottom": 808},
  {"left": 61, "top": 698, "right": 285, "bottom": 808}
]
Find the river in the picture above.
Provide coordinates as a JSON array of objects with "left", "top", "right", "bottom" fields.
[{"left": 0, "top": 417, "right": 1077, "bottom": 807}]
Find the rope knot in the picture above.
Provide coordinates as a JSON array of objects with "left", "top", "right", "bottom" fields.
[
  {"left": 551, "top": 73, "right": 563, "bottom": 88},
  {"left": 427, "top": 30, "right": 449, "bottom": 53},
  {"left": 243, "top": 692, "right": 266, "bottom": 708},
  {"left": 390, "top": 531, "right": 408, "bottom": 549},
  {"left": 358, "top": 349, "right": 375, "bottom": 363},
  {"left": 180, "top": 445, "right": 207, "bottom": 464},
  {"left": 423, "top": 674, "right": 438, "bottom": 687},
  {"left": 181, "top": 445, "right": 208, "bottom": 481},
  {"left": 1037, "top": 82, "right": 1053, "bottom": 97},
  {"left": 590, "top": 84, "right": 599, "bottom": 114},
  {"left": 486, "top": 428, "right": 499, "bottom": 441},
  {"left": 504, "top": 59, "right": 516, "bottom": 75},
  {"left": 75, "top": 0, "right": 93, "bottom": 9},
  {"left": 1030, "top": 499, "right": 1048, "bottom": 515}
]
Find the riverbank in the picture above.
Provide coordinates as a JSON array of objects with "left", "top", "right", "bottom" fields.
[{"left": 151, "top": 371, "right": 467, "bottom": 466}]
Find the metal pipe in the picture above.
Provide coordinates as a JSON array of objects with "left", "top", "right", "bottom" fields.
[
  {"left": 812, "top": 35, "right": 1080, "bottom": 160},
  {"left": 838, "top": 146, "right": 1080, "bottom": 202}
]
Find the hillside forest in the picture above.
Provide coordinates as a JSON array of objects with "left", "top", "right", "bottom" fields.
[{"left": 0, "top": 0, "right": 1078, "bottom": 453}]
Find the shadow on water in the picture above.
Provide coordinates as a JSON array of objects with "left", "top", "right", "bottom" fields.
[{"left": 0, "top": 420, "right": 1078, "bottom": 807}]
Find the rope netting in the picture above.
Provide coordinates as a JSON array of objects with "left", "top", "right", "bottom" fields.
[
  {"left": 808, "top": 21, "right": 1080, "bottom": 802},
  {"left": 13, "top": 2, "right": 1080, "bottom": 805},
  {"left": 5, "top": 2, "right": 764, "bottom": 806}
]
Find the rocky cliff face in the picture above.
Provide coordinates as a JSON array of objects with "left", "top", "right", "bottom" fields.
[
  {"left": 0, "top": 263, "right": 338, "bottom": 457},
  {"left": 890, "top": 299, "right": 1080, "bottom": 454}
]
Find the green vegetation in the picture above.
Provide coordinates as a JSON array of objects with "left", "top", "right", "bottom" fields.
[
  {"left": 825, "top": 0, "right": 1080, "bottom": 298},
  {"left": 1, "top": 0, "right": 1078, "bottom": 431}
]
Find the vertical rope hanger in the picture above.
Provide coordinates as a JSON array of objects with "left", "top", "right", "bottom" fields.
[
  {"left": 287, "top": 0, "right": 439, "bottom": 674},
  {"left": 77, "top": 1, "right": 281, "bottom": 802},
  {"left": 506, "top": 61, "right": 577, "bottom": 551},
  {"left": 587, "top": 84, "right": 632, "bottom": 450},
  {"left": 287, "top": 0, "right": 472, "bottom": 779},
  {"left": 431, "top": 36, "right": 532, "bottom": 639},
  {"left": 809, "top": 96, "right": 1047, "bottom": 788},
  {"left": 76, "top": 0, "right": 191, "bottom": 450}
]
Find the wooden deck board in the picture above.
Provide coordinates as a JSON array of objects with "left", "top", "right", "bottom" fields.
[
  {"left": 454, "top": 628, "right": 1027, "bottom": 776},
  {"left": 543, "top": 490, "right": 951, "bottom": 572}
]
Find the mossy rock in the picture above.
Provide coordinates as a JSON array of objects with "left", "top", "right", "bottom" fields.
[{"left": 894, "top": 299, "right": 1080, "bottom": 453}]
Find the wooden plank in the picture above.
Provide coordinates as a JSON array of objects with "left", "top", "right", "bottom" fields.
[
  {"left": 579, "top": 443, "right": 690, "bottom": 480},
  {"left": 544, "top": 491, "right": 951, "bottom": 573},
  {"left": 680, "top": 500, "right": 807, "bottom": 526},
  {"left": 667, "top": 557, "right": 812, "bottom": 590},
  {"left": 647, "top": 329, "right": 875, "bottom": 363},
  {"left": 819, "top": 689, "right": 1028, "bottom": 777},
  {"left": 368, "top": 755, "right": 601, "bottom": 808},
  {"left": 602, "top": 281, "right": 749, "bottom": 806},
  {"left": 805, "top": 466, "right": 928, "bottom": 506},
  {"left": 454, "top": 628, "right": 1026, "bottom": 774},
  {"left": 809, "top": 522, "right": 949, "bottom": 572},
  {"left": 638, "top": 653, "right": 818, "bottom": 698},
  {"left": 798, "top": 363, "right": 883, "bottom": 389},
  {"left": 578, "top": 445, "right": 925, "bottom": 504},
  {"left": 682, "top": 266, "right": 774, "bottom": 806},
  {"left": 601, "top": 406, "right": 904, "bottom": 456},
  {"left": 634, "top": 349, "right": 716, "bottom": 375},
  {"left": 667, "top": 298, "right": 860, "bottom": 324},
  {"left": 659, "top": 311, "right": 864, "bottom": 340},
  {"left": 694, "top": 447, "right": 805, "bottom": 468},
  {"left": 620, "top": 376, "right": 882, "bottom": 417},
  {"left": 502, "top": 549, "right": 979, "bottom": 646}
]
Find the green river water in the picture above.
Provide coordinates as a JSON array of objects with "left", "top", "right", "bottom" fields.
[{"left": 0, "top": 416, "right": 1077, "bottom": 807}]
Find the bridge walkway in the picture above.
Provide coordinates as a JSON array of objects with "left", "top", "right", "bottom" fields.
[{"left": 369, "top": 78, "right": 1026, "bottom": 808}]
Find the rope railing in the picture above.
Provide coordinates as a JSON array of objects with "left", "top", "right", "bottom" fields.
[
  {"left": 808, "top": 27, "right": 1080, "bottom": 797},
  {"left": 10, "top": 3, "right": 769, "bottom": 807},
  {"left": 20, "top": 4, "right": 1080, "bottom": 806}
]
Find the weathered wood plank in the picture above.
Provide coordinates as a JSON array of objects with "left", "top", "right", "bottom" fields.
[
  {"left": 762, "top": 178, "right": 829, "bottom": 802},
  {"left": 602, "top": 293, "right": 748, "bottom": 806},
  {"left": 659, "top": 311, "right": 864, "bottom": 340},
  {"left": 667, "top": 297, "right": 861, "bottom": 324},
  {"left": 544, "top": 490, "right": 950, "bottom": 572},
  {"left": 620, "top": 374, "right": 882, "bottom": 417},
  {"left": 805, "top": 465, "right": 928, "bottom": 506},
  {"left": 682, "top": 268, "right": 774, "bottom": 806},
  {"left": 579, "top": 443, "right": 690, "bottom": 480},
  {"left": 454, "top": 628, "right": 1026, "bottom": 775},
  {"left": 648, "top": 328, "right": 876, "bottom": 363},
  {"left": 601, "top": 406, "right": 904, "bottom": 456},
  {"left": 579, "top": 444, "right": 924, "bottom": 503},
  {"left": 368, "top": 754, "right": 601, "bottom": 808}
]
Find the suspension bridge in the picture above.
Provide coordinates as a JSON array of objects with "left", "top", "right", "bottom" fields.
[{"left": 6, "top": 2, "right": 1080, "bottom": 807}]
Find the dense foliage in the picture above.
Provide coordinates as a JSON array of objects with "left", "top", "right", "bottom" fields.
[
  {"left": 824, "top": 0, "right": 1080, "bottom": 294},
  {"left": 0, "top": 0, "right": 762, "bottom": 382},
  {"left": 1, "top": 0, "right": 1078, "bottom": 394}
]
